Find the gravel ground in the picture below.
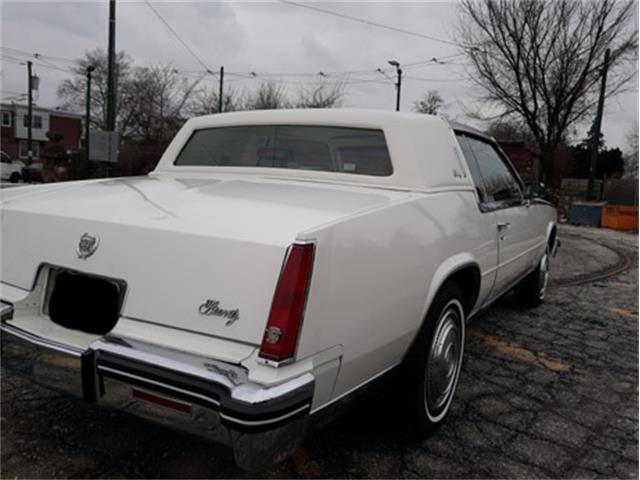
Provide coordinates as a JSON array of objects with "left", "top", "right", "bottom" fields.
[{"left": 1, "top": 224, "right": 637, "bottom": 478}]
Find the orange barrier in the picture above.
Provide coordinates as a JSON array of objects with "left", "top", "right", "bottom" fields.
[{"left": 601, "top": 205, "right": 639, "bottom": 231}]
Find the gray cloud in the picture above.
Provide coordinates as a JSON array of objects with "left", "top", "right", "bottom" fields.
[{"left": 1, "top": 0, "right": 637, "bottom": 149}]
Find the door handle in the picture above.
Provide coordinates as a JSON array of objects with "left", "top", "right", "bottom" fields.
[{"left": 497, "top": 222, "right": 511, "bottom": 231}]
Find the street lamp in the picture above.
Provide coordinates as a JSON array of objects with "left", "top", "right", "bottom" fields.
[
  {"left": 388, "top": 60, "right": 402, "bottom": 112},
  {"left": 85, "top": 65, "right": 95, "bottom": 166}
]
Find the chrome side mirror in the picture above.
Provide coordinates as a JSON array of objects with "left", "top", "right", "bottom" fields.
[{"left": 524, "top": 182, "right": 545, "bottom": 199}]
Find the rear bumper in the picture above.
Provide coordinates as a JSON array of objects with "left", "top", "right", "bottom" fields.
[{"left": 0, "top": 311, "right": 314, "bottom": 471}]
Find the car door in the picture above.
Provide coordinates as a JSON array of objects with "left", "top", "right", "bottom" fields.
[{"left": 456, "top": 134, "right": 540, "bottom": 300}]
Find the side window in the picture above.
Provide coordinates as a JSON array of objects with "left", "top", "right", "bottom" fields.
[
  {"left": 456, "top": 133, "right": 487, "bottom": 202},
  {"left": 464, "top": 136, "right": 523, "bottom": 204}
]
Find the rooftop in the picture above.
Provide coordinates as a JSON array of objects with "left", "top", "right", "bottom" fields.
[{"left": 0, "top": 102, "right": 83, "bottom": 119}]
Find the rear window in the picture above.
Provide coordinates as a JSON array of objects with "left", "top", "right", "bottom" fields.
[{"left": 174, "top": 125, "right": 393, "bottom": 176}]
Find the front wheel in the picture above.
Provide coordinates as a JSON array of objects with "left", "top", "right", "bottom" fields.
[
  {"left": 401, "top": 282, "right": 465, "bottom": 437},
  {"left": 514, "top": 245, "right": 550, "bottom": 308},
  {"left": 9, "top": 172, "right": 21, "bottom": 183}
]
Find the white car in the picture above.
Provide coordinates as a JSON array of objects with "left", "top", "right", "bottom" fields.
[
  {"left": 0, "top": 151, "right": 24, "bottom": 183},
  {"left": 0, "top": 109, "right": 557, "bottom": 470}
]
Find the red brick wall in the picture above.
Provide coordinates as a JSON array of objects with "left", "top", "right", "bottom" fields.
[
  {"left": 0, "top": 125, "right": 19, "bottom": 160},
  {"left": 49, "top": 115, "right": 82, "bottom": 150},
  {"left": 499, "top": 141, "right": 537, "bottom": 183}
]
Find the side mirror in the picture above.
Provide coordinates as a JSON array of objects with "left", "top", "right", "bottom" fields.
[{"left": 524, "top": 182, "right": 545, "bottom": 199}]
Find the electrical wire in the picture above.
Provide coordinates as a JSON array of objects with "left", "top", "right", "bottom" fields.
[
  {"left": 143, "top": 0, "right": 215, "bottom": 74},
  {"left": 279, "top": 0, "right": 461, "bottom": 47}
]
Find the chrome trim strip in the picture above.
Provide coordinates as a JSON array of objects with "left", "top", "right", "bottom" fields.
[
  {"left": 0, "top": 323, "right": 83, "bottom": 357},
  {"left": 92, "top": 337, "right": 248, "bottom": 391},
  {"left": 230, "top": 372, "right": 314, "bottom": 404},
  {"left": 96, "top": 365, "right": 221, "bottom": 407},
  {"left": 219, "top": 403, "right": 311, "bottom": 426}
]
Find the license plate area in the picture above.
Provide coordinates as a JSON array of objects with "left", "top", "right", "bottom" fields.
[{"left": 44, "top": 267, "right": 126, "bottom": 335}]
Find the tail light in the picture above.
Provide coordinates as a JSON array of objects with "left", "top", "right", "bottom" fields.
[{"left": 259, "top": 242, "right": 315, "bottom": 362}]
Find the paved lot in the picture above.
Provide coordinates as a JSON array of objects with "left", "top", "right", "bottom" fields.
[{"left": 1, "top": 225, "right": 637, "bottom": 478}]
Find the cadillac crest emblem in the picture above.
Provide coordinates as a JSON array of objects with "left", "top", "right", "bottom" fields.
[{"left": 77, "top": 232, "right": 99, "bottom": 259}]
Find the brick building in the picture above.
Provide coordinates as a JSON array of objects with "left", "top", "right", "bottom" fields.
[
  {"left": 0, "top": 103, "right": 83, "bottom": 164},
  {"left": 498, "top": 140, "right": 541, "bottom": 184}
]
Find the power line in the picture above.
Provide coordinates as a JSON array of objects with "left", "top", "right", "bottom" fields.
[
  {"left": 279, "top": 0, "right": 461, "bottom": 47},
  {"left": 0, "top": 54, "right": 73, "bottom": 74},
  {"left": 142, "top": 0, "right": 214, "bottom": 74},
  {"left": 2, "top": 44, "right": 468, "bottom": 83},
  {"left": 0, "top": 46, "right": 76, "bottom": 65},
  {"left": 404, "top": 75, "right": 468, "bottom": 83}
]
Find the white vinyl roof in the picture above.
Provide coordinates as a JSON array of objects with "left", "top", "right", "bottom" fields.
[{"left": 153, "top": 108, "right": 476, "bottom": 192}]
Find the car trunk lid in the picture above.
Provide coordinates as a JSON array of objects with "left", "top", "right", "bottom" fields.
[{"left": 1, "top": 174, "right": 403, "bottom": 347}]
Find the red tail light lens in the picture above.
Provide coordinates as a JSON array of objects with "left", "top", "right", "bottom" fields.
[{"left": 259, "top": 243, "right": 315, "bottom": 362}]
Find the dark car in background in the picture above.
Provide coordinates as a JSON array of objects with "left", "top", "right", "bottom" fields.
[{"left": 21, "top": 163, "right": 44, "bottom": 183}]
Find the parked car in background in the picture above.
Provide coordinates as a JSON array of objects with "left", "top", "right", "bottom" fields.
[
  {"left": 0, "top": 109, "right": 558, "bottom": 471},
  {"left": 0, "top": 151, "right": 24, "bottom": 183},
  {"left": 21, "top": 162, "right": 44, "bottom": 183}
]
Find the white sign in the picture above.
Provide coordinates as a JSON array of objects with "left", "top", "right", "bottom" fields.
[{"left": 89, "top": 130, "right": 119, "bottom": 163}]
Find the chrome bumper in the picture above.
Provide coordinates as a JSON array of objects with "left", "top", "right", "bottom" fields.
[{"left": 1, "top": 308, "right": 314, "bottom": 471}]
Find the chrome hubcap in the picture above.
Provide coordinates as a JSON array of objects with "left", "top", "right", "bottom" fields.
[
  {"left": 425, "top": 306, "right": 462, "bottom": 416},
  {"left": 538, "top": 250, "right": 550, "bottom": 300}
]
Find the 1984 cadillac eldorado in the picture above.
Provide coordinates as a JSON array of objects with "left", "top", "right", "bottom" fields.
[{"left": 0, "top": 109, "right": 557, "bottom": 470}]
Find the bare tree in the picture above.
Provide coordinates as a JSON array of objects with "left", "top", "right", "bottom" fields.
[
  {"left": 295, "top": 81, "right": 345, "bottom": 108},
  {"left": 57, "top": 48, "right": 133, "bottom": 133},
  {"left": 459, "top": 0, "right": 637, "bottom": 182},
  {"left": 187, "top": 84, "right": 242, "bottom": 115},
  {"left": 245, "top": 82, "right": 290, "bottom": 110},
  {"left": 414, "top": 90, "right": 445, "bottom": 115},
  {"left": 485, "top": 118, "right": 537, "bottom": 145},
  {"left": 124, "top": 64, "right": 200, "bottom": 143}
]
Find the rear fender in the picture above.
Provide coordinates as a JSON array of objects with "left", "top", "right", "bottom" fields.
[{"left": 419, "top": 252, "right": 479, "bottom": 330}]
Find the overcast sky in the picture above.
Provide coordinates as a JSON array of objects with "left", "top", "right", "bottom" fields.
[{"left": 1, "top": 0, "right": 637, "bottom": 150}]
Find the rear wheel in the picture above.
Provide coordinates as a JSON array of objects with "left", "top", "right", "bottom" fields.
[
  {"left": 9, "top": 172, "right": 21, "bottom": 183},
  {"left": 402, "top": 282, "right": 465, "bottom": 437},
  {"left": 514, "top": 245, "right": 550, "bottom": 308}
]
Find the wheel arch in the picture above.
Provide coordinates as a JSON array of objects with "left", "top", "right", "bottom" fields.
[
  {"left": 402, "top": 254, "right": 481, "bottom": 362},
  {"left": 420, "top": 253, "right": 482, "bottom": 324}
]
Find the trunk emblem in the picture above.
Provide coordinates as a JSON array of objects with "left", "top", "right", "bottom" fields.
[
  {"left": 198, "top": 299, "right": 240, "bottom": 326},
  {"left": 264, "top": 326, "right": 282, "bottom": 344},
  {"left": 77, "top": 233, "right": 100, "bottom": 259}
]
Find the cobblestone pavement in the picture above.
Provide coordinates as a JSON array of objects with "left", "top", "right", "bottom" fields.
[{"left": 1, "top": 225, "right": 637, "bottom": 478}]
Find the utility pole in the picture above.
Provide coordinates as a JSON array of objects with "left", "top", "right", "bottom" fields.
[
  {"left": 218, "top": 66, "right": 224, "bottom": 113},
  {"left": 85, "top": 66, "right": 95, "bottom": 166},
  {"left": 586, "top": 48, "right": 610, "bottom": 201},
  {"left": 27, "top": 61, "right": 33, "bottom": 162},
  {"left": 388, "top": 60, "right": 402, "bottom": 111},
  {"left": 106, "top": 0, "right": 116, "bottom": 131}
]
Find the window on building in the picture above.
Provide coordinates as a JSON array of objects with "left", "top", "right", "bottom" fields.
[
  {"left": 22, "top": 115, "right": 42, "bottom": 129},
  {"left": 1, "top": 111, "right": 11, "bottom": 127},
  {"left": 19, "top": 140, "right": 39, "bottom": 160}
]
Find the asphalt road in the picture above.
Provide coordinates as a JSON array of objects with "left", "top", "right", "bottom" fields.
[{"left": 1, "top": 224, "right": 637, "bottom": 478}]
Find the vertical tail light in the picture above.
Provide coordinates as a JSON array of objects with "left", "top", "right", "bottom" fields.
[{"left": 259, "top": 242, "right": 315, "bottom": 362}]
